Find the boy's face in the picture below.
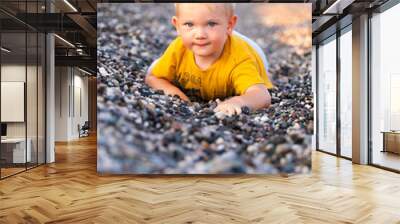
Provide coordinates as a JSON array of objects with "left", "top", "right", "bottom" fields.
[{"left": 172, "top": 4, "right": 237, "bottom": 59}]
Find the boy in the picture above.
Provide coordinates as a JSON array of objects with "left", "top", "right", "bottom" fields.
[{"left": 145, "top": 3, "right": 273, "bottom": 116}]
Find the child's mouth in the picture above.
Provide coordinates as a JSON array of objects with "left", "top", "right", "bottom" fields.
[{"left": 194, "top": 43, "right": 210, "bottom": 47}]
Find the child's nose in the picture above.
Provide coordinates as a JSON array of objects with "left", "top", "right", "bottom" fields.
[{"left": 194, "top": 27, "right": 207, "bottom": 39}]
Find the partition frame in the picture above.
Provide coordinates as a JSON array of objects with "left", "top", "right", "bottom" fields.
[{"left": 315, "top": 23, "right": 353, "bottom": 162}]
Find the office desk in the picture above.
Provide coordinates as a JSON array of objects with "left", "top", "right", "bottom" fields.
[
  {"left": 1, "top": 138, "right": 31, "bottom": 163},
  {"left": 381, "top": 131, "right": 400, "bottom": 155}
]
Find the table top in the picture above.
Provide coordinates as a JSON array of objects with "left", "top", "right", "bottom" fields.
[
  {"left": 1, "top": 138, "right": 30, "bottom": 143},
  {"left": 381, "top": 131, "right": 400, "bottom": 134}
]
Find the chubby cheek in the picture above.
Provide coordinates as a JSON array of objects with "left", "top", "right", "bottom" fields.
[
  {"left": 177, "top": 32, "right": 191, "bottom": 47},
  {"left": 181, "top": 37, "right": 194, "bottom": 50},
  {"left": 210, "top": 35, "right": 226, "bottom": 49}
]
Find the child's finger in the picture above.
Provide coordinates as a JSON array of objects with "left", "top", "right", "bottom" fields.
[
  {"left": 213, "top": 105, "right": 221, "bottom": 112},
  {"left": 214, "top": 105, "right": 228, "bottom": 114},
  {"left": 222, "top": 107, "right": 230, "bottom": 115},
  {"left": 215, "top": 111, "right": 225, "bottom": 119},
  {"left": 234, "top": 106, "right": 242, "bottom": 115},
  {"left": 227, "top": 107, "right": 235, "bottom": 116}
]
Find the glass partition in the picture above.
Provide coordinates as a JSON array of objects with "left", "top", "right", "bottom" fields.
[
  {"left": 0, "top": 1, "right": 46, "bottom": 179},
  {"left": 1, "top": 30, "right": 28, "bottom": 178},
  {"left": 317, "top": 35, "right": 337, "bottom": 154},
  {"left": 339, "top": 27, "right": 352, "bottom": 158}
]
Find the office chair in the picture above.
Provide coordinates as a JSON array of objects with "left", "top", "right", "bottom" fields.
[{"left": 79, "top": 121, "right": 90, "bottom": 138}]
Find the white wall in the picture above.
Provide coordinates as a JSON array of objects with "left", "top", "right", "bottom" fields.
[
  {"left": 1, "top": 65, "right": 30, "bottom": 138},
  {"left": 72, "top": 73, "right": 89, "bottom": 138},
  {"left": 55, "top": 66, "right": 69, "bottom": 141},
  {"left": 54, "top": 67, "right": 89, "bottom": 141},
  {"left": 1, "top": 64, "right": 25, "bottom": 81},
  {"left": 1, "top": 63, "right": 46, "bottom": 164}
]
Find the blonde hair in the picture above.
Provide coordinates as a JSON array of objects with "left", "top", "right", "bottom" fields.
[{"left": 174, "top": 3, "right": 235, "bottom": 17}]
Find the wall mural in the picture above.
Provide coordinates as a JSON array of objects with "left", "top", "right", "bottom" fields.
[{"left": 97, "top": 3, "right": 313, "bottom": 174}]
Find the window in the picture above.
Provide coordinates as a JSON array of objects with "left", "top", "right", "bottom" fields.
[
  {"left": 371, "top": 3, "right": 400, "bottom": 171},
  {"left": 318, "top": 36, "right": 337, "bottom": 154},
  {"left": 340, "top": 27, "right": 352, "bottom": 158}
]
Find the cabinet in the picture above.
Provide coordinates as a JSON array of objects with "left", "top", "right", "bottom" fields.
[{"left": 382, "top": 131, "right": 400, "bottom": 154}]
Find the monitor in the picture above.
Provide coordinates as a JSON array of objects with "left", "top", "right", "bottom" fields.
[{"left": 1, "top": 123, "right": 7, "bottom": 137}]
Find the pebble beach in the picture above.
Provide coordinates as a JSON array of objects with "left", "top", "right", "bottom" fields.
[{"left": 97, "top": 3, "right": 313, "bottom": 174}]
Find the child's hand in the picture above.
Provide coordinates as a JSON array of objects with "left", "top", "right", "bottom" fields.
[
  {"left": 145, "top": 73, "right": 190, "bottom": 102},
  {"left": 214, "top": 84, "right": 271, "bottom": 117},
  {"left": 213, "top": 97, "right": 244, "bottom": 116}
]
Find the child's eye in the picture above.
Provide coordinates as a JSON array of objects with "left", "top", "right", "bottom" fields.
[
  {"left": 183, "top": 22, "right": 193, "bottom": 28},
  {"left": 208, "top": 22, "right": 217, "bottom": 27}
]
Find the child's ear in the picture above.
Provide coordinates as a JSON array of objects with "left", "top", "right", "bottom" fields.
[
  {"left": 171, "top": 16, "right": 180, "bottom": 35},
  {"left": 227, "top": 15, "right": 238, "bottom": 35}
]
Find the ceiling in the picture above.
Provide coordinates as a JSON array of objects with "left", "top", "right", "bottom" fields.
[
  {"left": 0, "top": 0, "right": 96, "bottom": 74},
  {"left": 311, "top": 0, "right": 390, "bottom": 43},
  {"left": 0, "top": 0, "right": 394, "bottom": 73}
]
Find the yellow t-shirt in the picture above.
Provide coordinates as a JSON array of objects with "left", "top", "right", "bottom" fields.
[{"left": 151, "top": 34, "right": 273, "bottom": 100}]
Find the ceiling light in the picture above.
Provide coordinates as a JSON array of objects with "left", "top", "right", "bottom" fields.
[
  {"left": 322, "top": 0, "right": 354, "bottom": 15},
  {"left": 78, "top": 67, "right": 92, "bottom": 76},
  {"left": 63, "top": 0, "right": 78, "bottom": 12},
  {"left": 76, "top": 49, "right": 85, "bottom": 55},
  {"left": 54, "top": 34, "right": 75, "bottom": 48},
  {"left": 1, "top": 47, "right": 11, "bottom": 53}
]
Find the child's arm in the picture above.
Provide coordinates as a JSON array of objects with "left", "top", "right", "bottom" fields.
[
  {"left": 214, "top": 84, "right": 271, "bottom": 116},
  {"left": 145, "top": 73, "right": 190, "bottom": 102}
]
